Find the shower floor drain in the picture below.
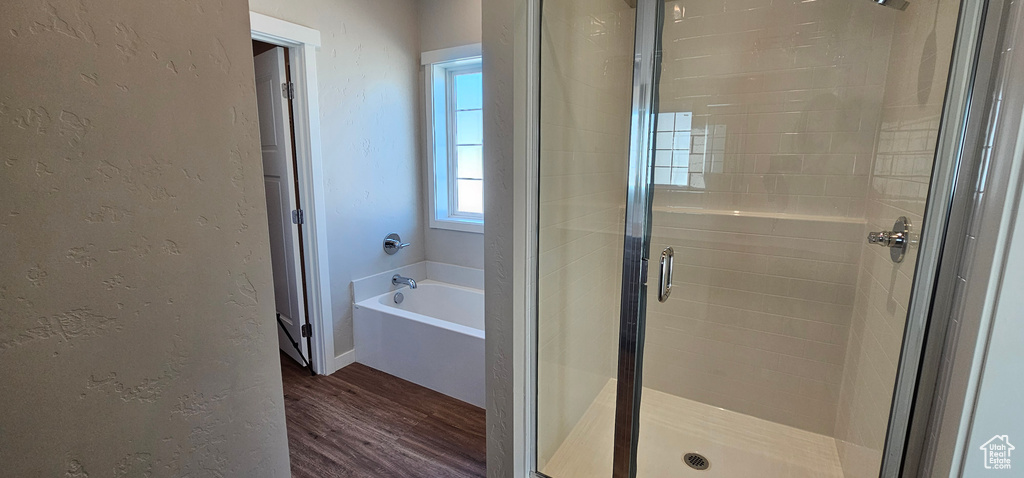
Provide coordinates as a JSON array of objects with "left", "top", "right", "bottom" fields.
[{"left": 682, "top": 452, "right": 710, "bottom": 470}]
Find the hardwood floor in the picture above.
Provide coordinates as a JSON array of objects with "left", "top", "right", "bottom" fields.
[{"left": 279, "top": 354, "right": 486, "bottom": 478}]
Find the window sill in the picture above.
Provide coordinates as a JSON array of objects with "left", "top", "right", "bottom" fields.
[{"left": 430, "top": 217, "right": 484, "bottom": 234}]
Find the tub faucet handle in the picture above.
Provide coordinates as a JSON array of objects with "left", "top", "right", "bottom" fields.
[{"left": 383, "top": 233, "right": 410, "bottom": 255}]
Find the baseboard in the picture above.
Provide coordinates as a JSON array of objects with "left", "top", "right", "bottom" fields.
[{"left": 326, "top": 349, "right": 355, "bottom": 375}]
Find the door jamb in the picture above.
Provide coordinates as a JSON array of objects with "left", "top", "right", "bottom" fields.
[{"left": 251, "top": 12, "right": 339, "bottom": 375}]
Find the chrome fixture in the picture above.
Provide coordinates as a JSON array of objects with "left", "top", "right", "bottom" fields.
[
  {"left": 868, "top": 216, "right": 911, "bottom": 263},
  {"left": 383, "top": 233, "right": 410, "bottom": 255},
  {"left": 392, "top": 274, "right": 417, "bottom": 289},
  {"left": 393, "top": 292, "right": 404, "bottom": 304},
  {"left": 872, "top": 0, "right": 909, "bottom": 11},
  {"left": 658, "top": 247, "right": 674, "bottom": 303}
]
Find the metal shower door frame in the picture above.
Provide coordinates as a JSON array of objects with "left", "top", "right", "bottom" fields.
[{"left": 611, "top": 0, "right": 664, "bottom": 477}]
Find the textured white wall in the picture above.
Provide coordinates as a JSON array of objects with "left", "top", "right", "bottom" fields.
[
  {"left": 425, "top": 226, "right": 486, "bottom": 270},
  {"left": 421, "top": 0, "right": 483, "bottom": 52},
  {"left": 419, "top": 0, "right": 486, "bottom": 271},
  {"left": 248, "top": 0, "right": 426, "bottom": 356},
  {"left": 483, "top": 0, "right": 522, "bottom": 474},
  {"left": 0, "top": 0, "right": 290, "bottom": 475}
]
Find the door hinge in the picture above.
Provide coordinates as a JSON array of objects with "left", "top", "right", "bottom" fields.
[
  {"left": 292, "top": 209, "right": 304, "bottom": 225},
  {"left": 300, "top": 323, "right": 312, "bottom": 338},
  {"left": 282, "top": 81, "right": 295, "bottom": 100}
]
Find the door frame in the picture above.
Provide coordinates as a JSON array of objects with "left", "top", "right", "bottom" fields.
[{"left": 251, "top": 13, "right": 339, "bottom": 375}]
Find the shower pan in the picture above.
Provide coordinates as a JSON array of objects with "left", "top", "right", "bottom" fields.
[{"left": 532, "top": 0, "right": 993, "bottom": 476}]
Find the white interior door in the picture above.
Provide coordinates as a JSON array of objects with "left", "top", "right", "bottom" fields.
[{"left": 254, "top": 47, "right": 308, "bottom": 367}]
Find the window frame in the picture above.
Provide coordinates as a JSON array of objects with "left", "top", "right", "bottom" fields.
[{"left": 422, "top": 44, "right": 484, "bottom": 234}]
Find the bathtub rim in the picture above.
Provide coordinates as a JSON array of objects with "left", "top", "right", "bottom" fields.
[{"left": 353, "top": 279, "right": 485, "bottom": 340}]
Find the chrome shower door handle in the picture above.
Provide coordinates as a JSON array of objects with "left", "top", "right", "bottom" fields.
[{"left": 658, "top": 247, "right": 674, "bottom": 303}]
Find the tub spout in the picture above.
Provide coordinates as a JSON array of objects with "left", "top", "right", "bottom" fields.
[{"left": 392, "top": 274, "right": 417, "bottom": 289}]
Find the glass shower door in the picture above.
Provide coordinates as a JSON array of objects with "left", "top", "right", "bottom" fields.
[
  {"left": 624, "top": 0, "right": 971, "bottom": 476},
  {"left": 535, "top": 0, "right": 981, "bottom": 476},
  {"left": 534, "top": 1, "right": 637, "bottom": 477}
]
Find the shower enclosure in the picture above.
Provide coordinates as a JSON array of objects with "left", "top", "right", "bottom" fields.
[{"left": 533, "top": 0, "right": 988, "bottom": 476}]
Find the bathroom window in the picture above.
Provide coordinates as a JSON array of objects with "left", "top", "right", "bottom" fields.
[{"left": 423, "top": 44, "right": 484, "bottom": 233}]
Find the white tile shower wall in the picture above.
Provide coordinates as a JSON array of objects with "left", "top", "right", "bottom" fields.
[
  {"left": 655, "top": 0, "right": 895, "bottom": 217},
  {"left": 639, "top": 0, "right": 900, "bottom": 436},
  {"left": 644, "top": 209, "right": 864, "bottom": 435},
  {"left": 832, "top": 0, "right": 960, "bottom": 476},
  {"left": 536, "top": 0, "right": 634, "bottom": 468}
]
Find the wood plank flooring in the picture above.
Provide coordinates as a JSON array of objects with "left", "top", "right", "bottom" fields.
[{"left": 279, "top": 354, "right": 486, "bottom": 478}]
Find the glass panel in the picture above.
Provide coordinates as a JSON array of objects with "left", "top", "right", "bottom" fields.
[
  {"left": 455, "top": 110, "right": 483, "bottom": 145},
  {"left": 456, "top": 178, "right": 483, "bottom": 214},
  {"left": 452, "top": 68, "right": 483, "bottom": 218},
  {"left": 534, "top": 0, "right": 636, "bottom": 476},
  {"left": 456, "top": 145, "right": 483, "bottom": 180},
  {"left": 455, "top": 71, "right": 483, "bottom": 110},
  {"left": 633, "top": 0, "right": 963, "bottom": 477}
]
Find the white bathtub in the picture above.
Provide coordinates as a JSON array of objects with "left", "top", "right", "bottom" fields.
[{"left": 353, "top": 280, "right": 485, "bottom": 407}]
